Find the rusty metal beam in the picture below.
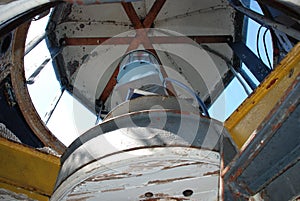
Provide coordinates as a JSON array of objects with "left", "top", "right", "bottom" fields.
[
  {"left": 121, "top": 2, "right": 154, "bottom": 50},
  {"left": 63, "top": 35, "right": 232, "bottom": 46},
  {"left": 64, "top": 37, "right": 132, "bottom": 45},
  {"left": 122, "top": 0, "right": 174, "bottom": 93},
  {"left": 10, "top": 23, "right": 66, "bottom": 154},
  {"left": 121, "top": 2, "right": 143, "bottom": 29},
  {"left": 223, "top": 77, "right": 300, "bottom": 199},
  {"left": 152, "top": 35, "right": 232, "bottom": 44},
  {"left": 98, "top": 1, "right": 138, "bottom": 104},
  {"left": 98, "top": 0, "right": 170, "bottom": 104},
  {"left": 121, "top": 1, "right": 166, "bottom": 51},
  {"left": 98, "top": 66, "right": 120, "bottom": 105},
  {"left": 143, "top": 0, "right": 166, "bottom": 28}
]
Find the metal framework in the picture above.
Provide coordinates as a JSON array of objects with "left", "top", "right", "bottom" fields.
[
  {"left": 10, "top": 23, "right": 66, "bottom": 154},
  {"left": 96, "top": 0, "right": 233, "bottom": 104},
  {"left": 0, "top": 0, "right": 300, "bottom": 200},
  {"left": 98, "top": 0, "right": 170, "bottom": 103}
]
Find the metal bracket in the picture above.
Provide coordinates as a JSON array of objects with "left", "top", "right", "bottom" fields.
[{"left": 229, "top": 41, "right": 271, "bottom": 82}]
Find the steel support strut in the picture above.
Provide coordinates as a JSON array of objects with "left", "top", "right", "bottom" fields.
[
  {"left": 228, "top": 0, "right": 300, "bottom": 41},
  {"left": 98, "top": 0, "right": 169, "bottom": 104},
  {"left": 229, "top": 41, "right": 271, "bottom": 83},
  {"left": 63, "top": 35, "right": 233, "bottom": 46}
]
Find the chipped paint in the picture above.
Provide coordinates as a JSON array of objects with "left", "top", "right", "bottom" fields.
[
  {"left": 147, "top": 176, "right": 194, "bottom": 185},
  {"left": 52, "top": 146, "right": 221, "bottom": 200}
]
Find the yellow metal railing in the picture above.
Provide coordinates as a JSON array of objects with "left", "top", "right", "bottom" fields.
[
  {"left": 0, "top": 138, "right": 60, "bottom": 200},
  {"left": 225, "top": 43, "right": 300, "bottom": 148}
]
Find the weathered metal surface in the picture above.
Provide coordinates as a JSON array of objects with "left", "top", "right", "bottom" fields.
[
  {"left": 63, "top": 35, "right": 233, "bottom": 46},
  {"left": 0, "top": 66, "right": 10, "bottom": 84},
  {"left": 262, "top": 161, "right": 300, "bottom": 201},
  {"left": 0, "top": 79, "right": 44, "bottom": 147},
  {"left": 0, "top": 188, "right": 37, "bottom": 201},
  {"left": 225, "top": 42, "right": 300, "bottom": 148},
  {"left": 122, "top": 1, "right": 169, "bottom": 74},
  {"left": 223, "top": 71, "right": 300, "bottom": 199},
  {"left": 142, "top": 0, "right": 166, "bottom": 29},
  {"left": 0, "top": 181, "right": 50, "bottom": 201},
  {"left": 10, "top": 23, "right": 66, "bottom": 154},
  {"left": 98, "top": 0, "right": 169, "bottom": 104},
  {"left": 58, "top": 110, "right": 224, "bottom": 179},
  {"left": 47, "top": 0, "right": 237, "bottom": 113},
  {"left": 52, "top": 147, "right": 220, "bottom": 201},
  {"left": 258, "top": 0, "right": 300, "bottom": 20},
  {"left": 0, "top": 32, "right": 12, "bottom": 83},
  {"left": 228, "top": 0, "right": 300, "bottom": 40},
  {"left": 104, "top": 95, "right": 196, "bottom": 120},
  {"left": 229, "top": 41, "right": 271, "bottom": 82},
  {"left": 0, "top": 0, "right": 60, "bottom": 37},
  {"left": 52, "top": 102, "right": 237, "bottom": 200},
  {"left": 0, "top": 137, "right": 60, "bottom": 200}
]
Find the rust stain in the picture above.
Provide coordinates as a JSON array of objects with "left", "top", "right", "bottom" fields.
[
  {"left": 271, "top": 122, "right": 282, "bottom": 131},
  {"left": 68, "top": 192, "right": 91, "bottom": 197},
  {"left": 203, "top": 170, "right": 219, "bottom": 176},
  {"left": 172, "top": 110, "right": 191, "bottom": 116},
  {"left": 148, "top": 176, "right": 194, "bottom": 185},
  {"left": 140, "top": 193, "right": 170, "bottom": 199},
  {"left": 266, "top": 78, "right": 278, "bottom": 89},
  {"left": 101, "top": 187, "right": 125, "bottom": 193},
  {"left": 86, "top": 172, "right": 132, "bottom": 182},
  {"left": 154, "top": 193, "right": 170, "bottom": 197},
  {"left": 288, "top": 104, "right": 297, "bottom": 113},
  {"left": 140, "top": 197, "right": 189, "bottom": 201},
  {"left": 162, "top": 161, "right": 207, "bottom": 170},
  {"left": 229, "top": 167, "right": 243, "bottom": 182},
  {"left": 242, "top": 182, "right": 254, "bottom": 195},
  {"left": 67, "top": 196, "right": 94, "bottom": 201}
]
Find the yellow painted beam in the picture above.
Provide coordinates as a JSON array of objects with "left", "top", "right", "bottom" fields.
[
  {"left": 0, "top": 137, "right": 60, "bottom": 199},
  {"left": 225, "top": 43, "right": 300, "bottom": 148}
]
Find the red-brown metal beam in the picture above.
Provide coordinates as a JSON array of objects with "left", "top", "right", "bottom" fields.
[
  {"left": 99, "top": 2, "right": 145, "bottom": 103},
  {"left": 121, "top": 2, "right": 144, "bottom": 29},
  {"left": 122, "top": 1, "right": 175, "bottom": 94},
  {"left": 99, "top": 0, "right": 170, "bottom": 104},
  {"left": 63, "top": 35, "right": 232, "bottom": 46},
  {"left": 64, "top": 37, "right": 132, "bottom": 45},
  {"left": 143, "top": 0, "right": 166, "bottom": 28},
  {"left": 121, "top": 2, "right": 153, "bottom": 50},
  {"left": 98, "top": 66, "right": 120, "bottom": 104}
]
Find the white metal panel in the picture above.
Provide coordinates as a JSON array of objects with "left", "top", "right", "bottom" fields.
[
  {"left": 52, "top": 147, "right": 221, "bottom": 201},
  {"left": 67, "top": 3, "right": 131, "bottom": 22},
  {"left": 48, "top": 0, "right": 237, "bottom": 111}
]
